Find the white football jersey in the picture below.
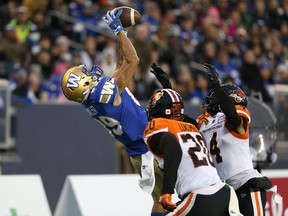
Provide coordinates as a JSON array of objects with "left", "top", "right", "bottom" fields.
[
  {"left": 197, "top": 106, "right": 256, "bottom": 186},
  {"left": 144, "top": 118, "right": 221, "bottom": 197}
]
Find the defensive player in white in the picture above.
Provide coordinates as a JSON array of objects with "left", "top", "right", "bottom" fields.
[
  {"left": 198, "top": 63, "right": 273, "bottom": 216},
  {"left": 144, "top": 88, "right": 242, "bottom": 216}
]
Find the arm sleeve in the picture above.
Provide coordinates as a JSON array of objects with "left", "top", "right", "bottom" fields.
[
  {"left": 183, "top": 115, "right": 198, "bottom": 127},
  {"left": 149, "top": 132, "right": 182, "bottom": 194},
  {"left": 211, "top": 82, "right": 242, "bottom": 127}
]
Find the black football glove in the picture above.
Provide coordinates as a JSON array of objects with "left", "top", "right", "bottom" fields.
[
  {"left": 150, "top": 63, "right": 172, "bottom": 89},
  {"left": 203, "top": 63, "right": 219, "bottom": 85}
]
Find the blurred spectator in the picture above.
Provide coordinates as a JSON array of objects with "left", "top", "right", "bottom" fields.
[
  {"left": 150, "top": 24, "right": 169, "bottom": 56},
  {"left": 200, "top": 6, "right": 222, "bottom": 27},
  {"left": 156, "top": 0, "right": 178, "bottom": 16},
  {"left": 259, "top": 60, "right": 275, "bottom": 98},
  {"left": 275, "top": 63, "right": 288, "bottom": 84},
  {"left": 268, "top": 0, "right": 284, "bottom": 30},
  {"left": 142, "top": 1, "right": 161, "bottom": 33},
  {"left": 159, "top": 25, "right": 182, "bottom": 76},
  {"left": 269, "top": 30, "right": 285, "bottom": 64},
  {"left": 71, "top": 0, "right": 99, "bottom": 42},
  {"left": 51, "top": 35, "right": 71, "bottom": 61},
  {"left": 0, "top": 0, "right": 18, "bottom": 31},
  {"left": 100, "top": 47, "right": 117, "bottom": 77},
  {"left": 234, "top": 27, "right": 249, "bottom": 57},
  {"left": 31, "top": 35, "right": 52, "bottom": 58},
  {"left": 46, "top": 0, "right": 69, "bottom": 38},
  {"left": 252, "top": 0, "right": 271, "bottom": 27},
  {"left": 178, "top": 13, "right": 201, "bottom": 47},
  {"left": 279, "top": 21, "right": 288, "bottom": 47},
  {"left": 32, "top": 50, "right": 54, "bottom": 80},
  {"left": 2, "top": 24, "right": 31, "bottom": 67},
  {"left": 213, "top": 46, "right": 241, "bottom": 85},
  {"left": 132, "top": 23, "right": 153, "bottom": 79},
  {"left": 236, "top": 0, "right": 253, "bottom": 29},
  {"left": 10, "top": 66, "right": 43, "bottom": 104},
  {"left": 0, "top": 0, "right": 287, "bottom": 106},
  {"left": 52, "top": 53, "right": 73, "bottom": 78},
  {"left": 31, "top": 10, "right": 50, "bottom": 37},
  {"left": 282, "top": 1, "right": 288, "bottom": 24},
  {"left": 23, "top": 0, "right": 48, "bottom": 18},
  {"left": 188, "top": 73, "right": 209, "bottom": 106},
  {"left": 68, "top": 0, "right": 86, "bottom": 18},
  {"left": 173, "top": 63, "right": 195, "bottom": 100},
  {"left": 240, "top": 49, "right": 273, "bottom": 103},
  {"left": 5, "top": 6, "right": 37, "bottom": 43},
  {"left": 226, "top": 9, "right": 242, "bottom": 37},
  {"left": 39, "top": 75, "right": 64, "bottom": 103},
  {"left": 194, "top": 39, "right": 218, "bottom": 64},
  {"left": 83, "top": 36, "right": 100, "bottom": 66},
  {"left": 223, "top": 35, "right": 242, "bottom": 67},
  {"left": 216, "top": 0, "right": 229, "bottom": 20}
]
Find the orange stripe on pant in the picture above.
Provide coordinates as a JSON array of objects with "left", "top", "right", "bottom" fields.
[
  {"left": 252, "top": 190, "right": 263, "bottom": 216},
  {"left": 173, "top": 193, "right": 194, "bottom": 216}
]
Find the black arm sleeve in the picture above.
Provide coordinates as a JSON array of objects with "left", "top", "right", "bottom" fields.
[
  {"left": 149, "top": 132, "right": 182, "bottom": 194},
  {"left": 211, "top": 82, "right": 242, "bottom": 127},
  {"left": 183, "top": 115, "right": 197, "bottom": 127}
]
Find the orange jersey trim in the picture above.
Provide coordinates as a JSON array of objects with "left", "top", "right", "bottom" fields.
[
  {"left": 225, "top": 105, "right": 250, "bottom": 139},
  {"left": 144, "top": 118, "right": 199, "bottom": 157},
  {"left": 197, "top": 112, "right": 211, "bottom": 128}
]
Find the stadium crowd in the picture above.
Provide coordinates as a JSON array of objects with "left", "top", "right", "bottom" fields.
[{"left": 1, "top": 0, "right": 288, "bottom": 106}]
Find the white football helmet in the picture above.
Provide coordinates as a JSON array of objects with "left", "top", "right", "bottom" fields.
[{"left": 61, "top": 64, "right": 103, "bottom": 103}]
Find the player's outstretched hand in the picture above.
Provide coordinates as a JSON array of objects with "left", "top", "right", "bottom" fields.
[
  {"left": 159, "top": 194, "right": 177, "bottom": 211},
  {"left": 103, "top": 9, "right": 124, "bottom": 35},
  {"left": 150, "top": 63, "right": 172, "bottom": 89},
  {"left": 203, "top": 63, "right": 219, "bottom": 85}
]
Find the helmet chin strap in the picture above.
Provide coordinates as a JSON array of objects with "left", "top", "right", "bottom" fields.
[
  {"left": 81, "top": 77, "right": 101, "bottom": 103},
  {"left": 81, "top": 86, "right": 93, "bottom": 103}
]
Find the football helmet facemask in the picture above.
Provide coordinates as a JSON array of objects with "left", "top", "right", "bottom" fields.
[
  {"left": 61, "top": 64, "right": 103, "bottom": 103},
  {"left": 146, "top": 89, "right": 184, "bottom": 121},
  {"left": 202, "top": 84, "right": 247, "bottom": 115}
]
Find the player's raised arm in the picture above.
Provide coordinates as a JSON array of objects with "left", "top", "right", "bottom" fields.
[
  {"left": 103, "top": 9, "right": 139, "bottom": 94},
  {"left": 203, "top": 63, "right": 244, "bottom": 133}
]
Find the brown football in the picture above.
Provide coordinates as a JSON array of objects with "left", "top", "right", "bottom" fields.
[{"left": 116, "top": 6, "right": 141, "bottom": 28}]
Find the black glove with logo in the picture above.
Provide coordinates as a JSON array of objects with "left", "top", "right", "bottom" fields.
[{"left": 150, "top": 63, "right": 172, "bottom": 89}]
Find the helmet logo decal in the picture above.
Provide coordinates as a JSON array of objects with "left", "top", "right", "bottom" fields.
[
  {"left": 151, "top": 91, "right": 163, "bottom": 107},
  {"left": 231, "top": 89, "right": 246, "bottom": 103},
  {"left": 67, "top": 72, "right": 81, "bottom": 88}
]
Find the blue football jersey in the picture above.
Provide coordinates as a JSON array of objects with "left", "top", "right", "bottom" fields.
[{"left": 84, "top": 77, "right": 148, "bottom": 156}]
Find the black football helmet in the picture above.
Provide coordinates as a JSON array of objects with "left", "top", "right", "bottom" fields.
[
  {"left": 202, "top": 84, "right": 248, "bottom": 115},
  {"left": 146, "top": 89, "right": 184, "bottom": 121}
]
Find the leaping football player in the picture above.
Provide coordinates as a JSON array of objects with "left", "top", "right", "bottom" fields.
[{"left": 61, "top": 8, "right": 164, "bottom": 216}]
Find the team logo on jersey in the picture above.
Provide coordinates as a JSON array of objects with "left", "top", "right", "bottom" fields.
[
  {"left": 100, "top": 79, "right": 115, "bottom": 103},
  {"left": 66, "top": 72, "right": 81, "bottom": 88},
  {"left": 231, "top": 89, "right": 246, "bottom": 103}
]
